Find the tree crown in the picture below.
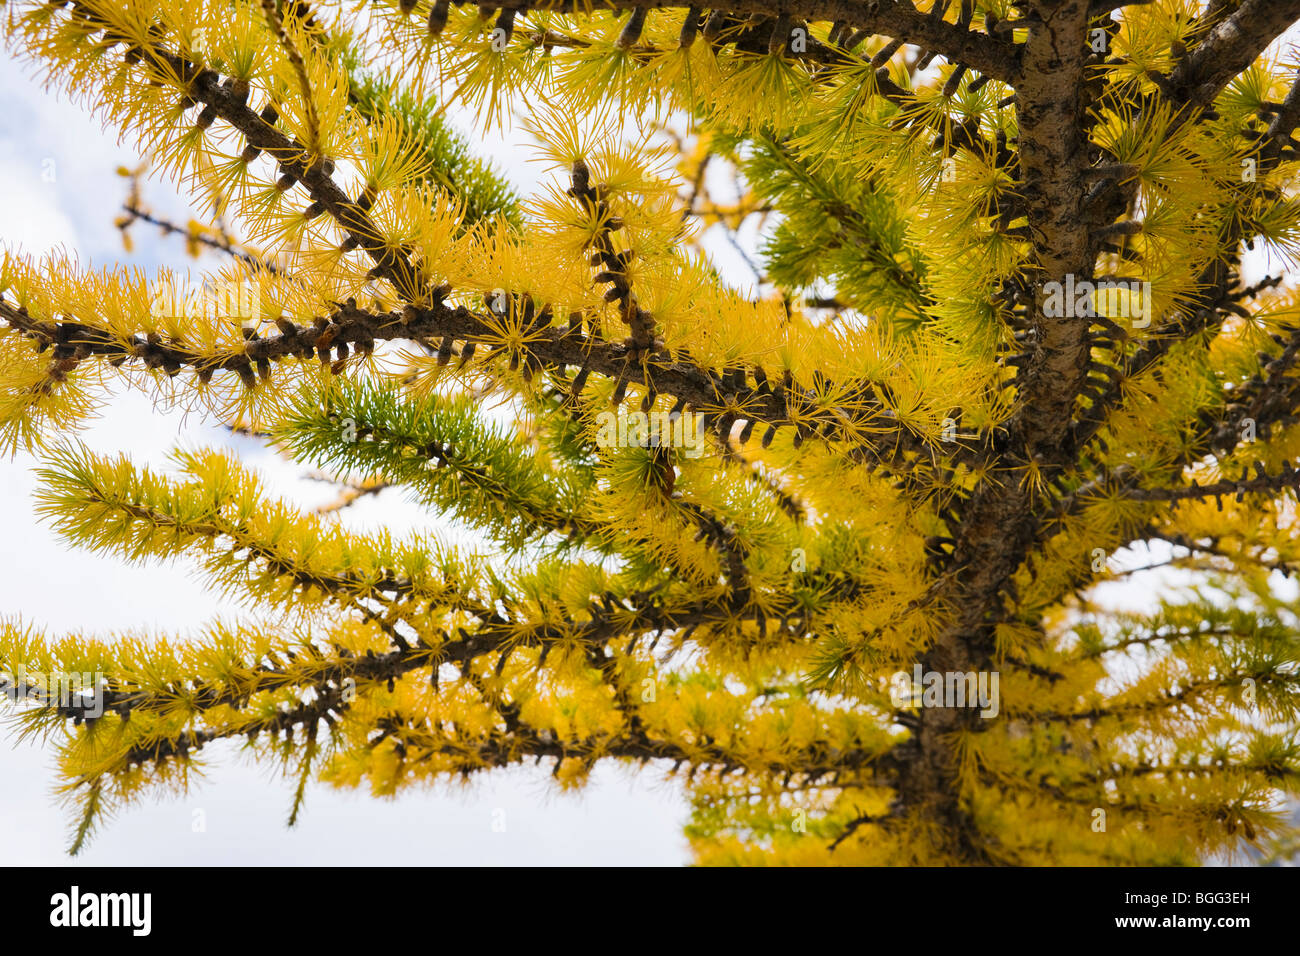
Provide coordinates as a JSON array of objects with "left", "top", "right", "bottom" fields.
[{"left": 2, "top": 0, "right": 1300, "bottom": 865}]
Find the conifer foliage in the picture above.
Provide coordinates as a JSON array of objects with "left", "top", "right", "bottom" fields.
[{"left": 3, "top": 0, "right": 1300, "bottom": 864}]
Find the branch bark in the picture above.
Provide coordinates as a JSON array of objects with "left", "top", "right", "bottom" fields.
[{"left": 437, "top": 0, "right": 1023, "bottom": 84}]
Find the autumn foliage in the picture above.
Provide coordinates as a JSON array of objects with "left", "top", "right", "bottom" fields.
[{"left": 3, "top": 0, "right": 1300, "bottom": 864}]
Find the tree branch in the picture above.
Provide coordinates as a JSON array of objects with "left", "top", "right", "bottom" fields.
[{"left": 436, "top": 0, "right": 1023, "bottom": 85}]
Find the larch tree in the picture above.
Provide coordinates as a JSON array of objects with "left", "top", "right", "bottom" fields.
[{"left": 1, "top": 0, "right": 1300, "bottom": 866}]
